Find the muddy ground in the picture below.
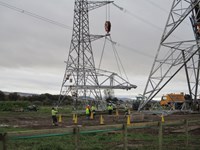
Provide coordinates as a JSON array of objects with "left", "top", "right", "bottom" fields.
[{"left": 0, "top": 110, "right": 200, "bottom": 130}]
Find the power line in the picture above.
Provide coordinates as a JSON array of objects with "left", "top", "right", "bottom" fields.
[
  {"left": 143, "top": 0, "right": 170, "bottom": 14},
  {"left": 0, "top": 1, "right": 154, "bottom": 58},
  {"left": 113, "top": 3, "right": 163, "bottom": 31},
  {"left": 0, "top": 1, "right": 73, "bottom": 30},
  {"left": 143, "top": 0, "right": 191, "bottom": 27},
  {"left": 116, "top": 43, "right": 155, "bottom": 59},
  {"left": 113, "top": 2, "right": 184, "bottom": 41}
]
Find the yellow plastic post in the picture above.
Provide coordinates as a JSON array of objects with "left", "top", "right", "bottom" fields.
[
  {"left": 161, "top": 114, "right": 165, "bottom": 123},
  {"left": 100, "top": 115, "right": 104, "bottom": 125},
  {"left": 58, "top": 114, "right": 62, "bottom": 123},
  {"left": 73, "top": 113, "right": 75, "bottom": 121},
  {"left": 127, "top": 115, "right": 131, "bottom": 125},
  {"left": 90, "top": 112, "right": 94, "bottom": 120},
  {"left": 116, "top": 109, "right": 119, "bottom": 116},
  {"left": 74, "top": 114, "right": 78, "bottom": 124}
]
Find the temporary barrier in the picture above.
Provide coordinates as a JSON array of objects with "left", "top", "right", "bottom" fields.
[
  {"left": 100, "top": 115, "right": 104, "bottom": 125},
  {"left": 58, "top": 114, "right": 62, "bottom": 123},
  {"left": 127, "top": 115, "right": 131, "bottom": 125}
]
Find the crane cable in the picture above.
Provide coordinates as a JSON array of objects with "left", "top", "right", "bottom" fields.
[
  {"left": 106, "top": 0, "right": 110, "bottom": 21},
  {"left": 109, "top": 36, "right": 123, "bottom": 78},
  {"left": 100, "top": 1, "right": 129, "bottom": 81},
  {"left": 109, "top": 36, "right": 129, "bottom": 82},
  {"left": 98, "top": 38, "right": 107, "bottom": 70}
]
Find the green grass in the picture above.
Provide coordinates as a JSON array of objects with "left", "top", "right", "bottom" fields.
[
  {"left": 6, "top": 131, "right": 199, "bottom": 150},
  {"left": 1, "top": 128, "right": 200, "bottom": 150},
  {"left": 0, "top": 127, "right": 30, "bottom": 133},
  {"left": 7, "top": 136, "right": 75, "bottom": 150}
]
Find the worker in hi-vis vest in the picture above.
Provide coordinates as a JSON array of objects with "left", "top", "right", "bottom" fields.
[
  {"left": 85, "top": 105, "right": 90, "bottom": 119},
  {"left": 51, "top": 107, "right": 58, "bottom": 126},
  {"left": 91, "top": 104, "right": 96, "bottom": 117},
  {"left": 107, "top": 103, "right": 113, "bottom": 115}
]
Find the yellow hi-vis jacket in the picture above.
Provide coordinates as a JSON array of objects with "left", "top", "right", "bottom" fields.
[
  {"left": 107, "top": 105, "right": 113, "bottom": 110},
  {"left": 91, "top": 106, "right": 96, "bottom": 111},
  {"left": 52, "top": 109, "right": 58, "bottom": 116},
  {"left": 86, "top": 108, "right": 90, "bottom": 115}
]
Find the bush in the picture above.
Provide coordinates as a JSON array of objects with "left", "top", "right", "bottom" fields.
[{"left": 0, "top": 101, "right": 30, "bottom": 111}]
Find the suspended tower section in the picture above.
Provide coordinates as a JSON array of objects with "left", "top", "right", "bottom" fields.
[
  {"left": 59, "top": 0, "right": 137, "bottom": 108},
  {"left": 139, "top": 0, "right": 200, "bottom": 110}
]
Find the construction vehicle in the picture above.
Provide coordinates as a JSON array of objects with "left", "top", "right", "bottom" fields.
[{"left": 160, "top": 93, "right": 192, "bottom": 109}]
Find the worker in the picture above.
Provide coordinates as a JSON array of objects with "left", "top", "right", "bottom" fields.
[
  {"left": 51, "top": 107, "right": 58, "bottom": 126},
  {"left": 107, "top": 103, "right": 113, "bottom": 115},
  {"left": 91, "top": 104, "right": 96, "bottom": 117},
  {"left": 170, "top": 102, "right": 175, "bottom": 110},
  {"left": 86, "top": 105, "right": 91, "bottom": 119},
  {"left": 124, "top": 104, "right": 129, "bottom": 117}
]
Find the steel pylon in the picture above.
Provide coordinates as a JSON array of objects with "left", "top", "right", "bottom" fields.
[
  {"left": 139, "top": 0, "right": 200, "bottom": 110},
  {"left": 59, "top": 0, "right": 136, "bottom": 108}
]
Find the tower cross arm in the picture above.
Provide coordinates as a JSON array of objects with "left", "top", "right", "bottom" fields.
[
  {"left": 88, "top": 1, "right": 114, "bottom": 11},
  {"left": 65, "top": 85, "right": 136, "bottom": 90}
]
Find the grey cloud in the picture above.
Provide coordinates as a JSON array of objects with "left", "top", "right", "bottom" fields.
[{"left": 0, "top": 0, "right": 187, "bottom": 96}]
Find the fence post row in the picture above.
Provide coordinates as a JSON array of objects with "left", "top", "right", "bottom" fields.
[
  {"left": 4, "top": 119, "right": 200, "bottom": 149},
  {"left": 123, "top": 124, "right": 128, "bottom": 150},
  {"left": 158, "top": 122, "right": 163, "bottom": 150},
  {"left": 0, "top": 133, "right": 7, "bottom": 150},
  {"left": 73, "top": 126, "right": 79, "bottom": 150},
  {"left": 185, "top": 119, "right": 189, "bottom": 147}
]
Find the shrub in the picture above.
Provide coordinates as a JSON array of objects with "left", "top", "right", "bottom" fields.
[{"left": 0, "top": 101, "right": 29, "bottom": 111}]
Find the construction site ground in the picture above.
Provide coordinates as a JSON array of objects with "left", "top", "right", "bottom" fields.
[
  {"left": 1, "top": 109, "right": 200, "bottom": 150},
  {"left": 0, "top": 109, "right": 200, "bottom": 130}
]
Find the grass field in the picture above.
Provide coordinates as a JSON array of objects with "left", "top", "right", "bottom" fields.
[{"left": 3, "top": 127, "right": 200, "bottom": 150}]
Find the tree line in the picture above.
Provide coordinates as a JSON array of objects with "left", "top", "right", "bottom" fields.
[{"left": 0, "top": 91, "right": 73, "bottom": 106}]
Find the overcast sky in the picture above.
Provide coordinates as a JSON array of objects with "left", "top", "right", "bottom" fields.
[{"left": 0, "top": 0, "right": 190, "bottom": 98}]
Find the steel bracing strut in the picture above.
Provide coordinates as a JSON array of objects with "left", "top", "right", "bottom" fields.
[
  {"left": 58, "top": 0, "right": 136, "bottom": 108},
  {"left": 139, "top": 0, "right": 200, "bottom": 110}
]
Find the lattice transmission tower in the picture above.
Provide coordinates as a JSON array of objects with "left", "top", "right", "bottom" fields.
[
  {"left": 139, "top": 0, "right": 200, "bottom": 110},
  {"left": 59, "top": 0, "right": 136, "bottom": 108}
]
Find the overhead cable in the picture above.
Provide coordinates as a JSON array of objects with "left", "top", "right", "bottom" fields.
[
  {"left": 144, "top": 0, "right": 169, "bottom": 13},
  {"left": 0, "top": 1, "right": 154, "bottom": 58},
  {"left": 112, "top": 2, "right": 183, "bottom": 41},
  {"left": 0, "top": 1, "right": 73, "bottom": 30},
  {"left": 106, "top": 38, "right": 154, "bottom": 58},
  {"left": 113, "top": 2, "right": 163, "bottom": 31}
]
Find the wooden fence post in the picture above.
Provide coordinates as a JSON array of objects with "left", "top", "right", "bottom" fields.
[
  {"left": 0, "top": 133, "right": 7, "bottom": 150},
  {"left": 73, "top": 126, "right": 79, "bottom": 150},
  {"left": 185, "top": 119, "right": 189, "bottom": 147},
  {"left": 158, "top": 122, "right": 163, "bottom": 150},
  {"left": 123, "top": 124, "right": 128, "bottom": 150}
]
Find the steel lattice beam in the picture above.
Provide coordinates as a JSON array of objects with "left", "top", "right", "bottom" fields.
[
  {"left": 139, "top": 0, "right": 200, "bottom": 110},
  {"left": 58, "top": 0, "right": 136, "bottom": 108}
]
